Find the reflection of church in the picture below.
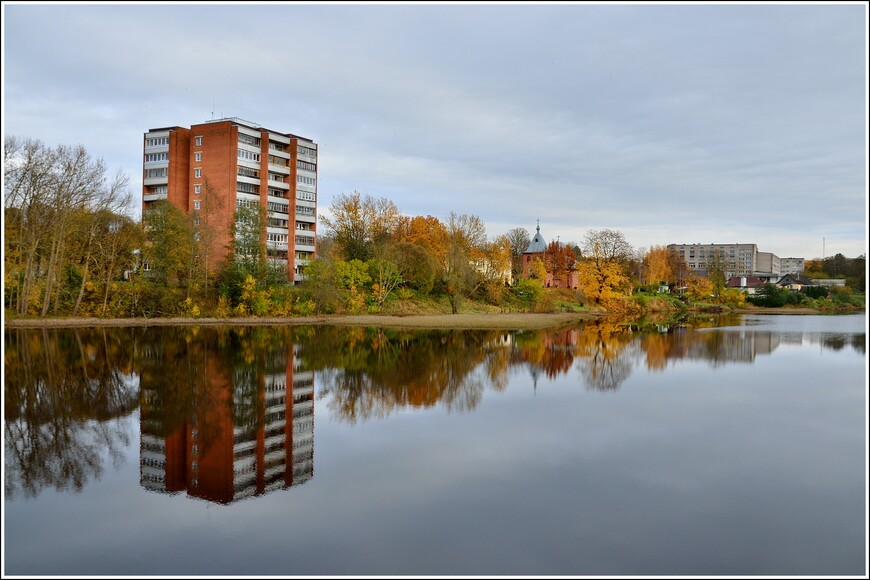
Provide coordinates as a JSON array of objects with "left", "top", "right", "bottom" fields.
[{"left": 139, "top": 345, "right": 314, "bottom": 505}]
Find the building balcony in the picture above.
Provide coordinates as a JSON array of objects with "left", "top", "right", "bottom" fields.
[
  {"left": 143, "top": 192, "right": 168, "bottom": 202},
  {"left": 268, "top": 163, "right": 290, "bottom": 175},
  {"left": 268, "top": 179, "right": 290, "bottom": 189},
  {"left": 237, "top": 175, "right": 260, "bottom": 186},
  {"left": 268, "top": 146, "right": 291, "bottom": 159},
  {"left": 143, "top": 176, "right": 168, "bottom": 186}
]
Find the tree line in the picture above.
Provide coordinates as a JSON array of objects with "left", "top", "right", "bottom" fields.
[{"left": 4, "top": 137, "right": 864, "bottom": 319}]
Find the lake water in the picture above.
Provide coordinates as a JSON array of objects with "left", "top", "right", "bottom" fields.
[{"left": 3, "top": 314, "right": 866, "bottom": 575}]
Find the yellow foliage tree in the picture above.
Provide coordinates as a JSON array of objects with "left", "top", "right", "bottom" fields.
[
  {"left": 528, "top": 257, "right": 548, "bottom": 282},
  {"left": 576, "top": 256, "right": 630, "bottom": 308},
  {"left": 685, "top": 273, "right": 714, "bottom": 301},
  {"left": 643, "top": 245, "right": 673, "bottom": 287}
]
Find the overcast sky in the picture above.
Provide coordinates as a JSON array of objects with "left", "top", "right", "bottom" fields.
[{"left": 3, "top": 2, "right": 867, "bottom": 260}]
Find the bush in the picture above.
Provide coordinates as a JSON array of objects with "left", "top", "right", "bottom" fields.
[
  {"left": 803, "top": 285, "right": 829, "bottom": 300},
  {"left": 508, "top": 278, "right": 543, "bottom": 310},
  {"left": 748, "top": 284, "right": 801, "bottom": 307}
]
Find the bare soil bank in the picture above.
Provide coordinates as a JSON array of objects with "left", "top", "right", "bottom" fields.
[{"left": 3, "top": 312, "right": 610, "bottom": 331}]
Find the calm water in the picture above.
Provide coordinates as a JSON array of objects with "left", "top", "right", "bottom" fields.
[{"left": 3, "top": 314, "right": 866, "bottom": 575}]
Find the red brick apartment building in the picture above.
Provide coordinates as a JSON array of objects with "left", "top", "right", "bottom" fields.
[{"left": 142, "top": 117, "right": 317, "bottom": 282}]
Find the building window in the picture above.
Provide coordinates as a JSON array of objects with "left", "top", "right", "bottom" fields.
[
  {"left": 194, "top": 184, "right": 201, "bottom": 194},
  {"left": 194, "top": 200, "right": 201, "bottom": 210},
  {"left": 194, "top": 168, "right": 201, "bottom": 178},
  {"left": 238, "top": 149, "right": 260, "bottom": 162},
  {"left": 195, "top": 136, "right": 202, "bottom": 146},
  {"left": 237, "top": 181, "right": 260, "bottom": 194},
  {"left": 238, "top": 134, "right": 261, "bottom": 147},
  {"left": 195, "top": 152, "right": 202, "bottom": 162},
  {"left": 297, "top": 175, "right": 316, "bottom": 186}
]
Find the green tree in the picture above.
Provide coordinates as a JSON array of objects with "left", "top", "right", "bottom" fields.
[
  {"left": 142, "top": 201, "right": 196, "bottom": 289},
  {"left": 389, "top": 242, "right": 438, "bottom": 294}
]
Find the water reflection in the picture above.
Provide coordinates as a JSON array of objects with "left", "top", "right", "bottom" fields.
[
  {"left": 4, "top": 319, "right": 864, "bottom": 502},
  {"left": 137, "top": 327, "right": 314, "bottom": 504},
  {"left": 4, "top": 328, "right": 139, "bottom": 499}
]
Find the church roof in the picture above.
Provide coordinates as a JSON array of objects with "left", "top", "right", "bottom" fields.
[{"left": 524, "top": 224, "right": 547, "bottom": 254}]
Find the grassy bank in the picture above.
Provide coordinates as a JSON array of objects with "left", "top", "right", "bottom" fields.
[{"left": 4, "top": 289, "right": 863, "bottom": 330}]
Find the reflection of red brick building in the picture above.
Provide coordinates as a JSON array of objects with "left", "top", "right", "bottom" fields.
[
  {"left": 140, "top": 346, "right": 314, "bottom": 504},
  {"left": 521, "top": 224, "right": 579, "bottom": 289}
]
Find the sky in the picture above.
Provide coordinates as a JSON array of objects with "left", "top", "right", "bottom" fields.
[{"left": 2, "top": 2, "right": 867, "bottom": 261}]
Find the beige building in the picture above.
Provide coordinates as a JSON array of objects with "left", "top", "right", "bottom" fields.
[
  {"left": 667, "top": 243, "right": 781, "bottom": 280},
  {"left": 780, "top": 257, "right": 805, "bottom": 275}
]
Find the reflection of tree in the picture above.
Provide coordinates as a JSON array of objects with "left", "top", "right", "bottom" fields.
[
  {"left": 514, "top": 328, "right": 577, "bottom": 381},
  {"left": 295, "top": 327, "right": 502, "bottom": 423},
  {"left": 574, "top": 320, "right": 635, "bottom": 391},
  {"left": 4, "top": 328, "right": 139, "bottom": 499},
  {"left": 640, "top": 332, "right": 673, "bottom": 371}
]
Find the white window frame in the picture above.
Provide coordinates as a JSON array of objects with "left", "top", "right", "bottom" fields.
[
  {"left": 194, "top": 168, "right": 201, "bottom": 178},
  {"left": 194, "top": 184, "right": 201, "bottom": 194},
  {"left": 195, "top": 136, "right": 202, "bottom": 146},
  {"left": 194, "top": 200, "right": 201, "bottom": 210},
  {"left": 195, "top": 152, "right": 202, "bottom": 162}
]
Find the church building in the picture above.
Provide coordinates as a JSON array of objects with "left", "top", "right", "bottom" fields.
[{"left": 521, "top": 223, "right": 579, "bottom": 289}]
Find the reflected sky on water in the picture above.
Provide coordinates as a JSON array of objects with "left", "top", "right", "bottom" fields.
[{"left": 3, "top": 314, "right": 866, "bottom": 575}]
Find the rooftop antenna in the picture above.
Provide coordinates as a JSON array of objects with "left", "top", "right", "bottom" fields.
[{"left": 211, "top": 99, "right": 215, "bottom": 120}]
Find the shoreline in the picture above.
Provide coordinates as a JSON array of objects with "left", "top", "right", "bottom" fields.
[
  {"left": 4, "top": 306, "right": 862, "bottom": 331},
  {"left": 2, "top": 312, "right": 611, "bottom": 330}
]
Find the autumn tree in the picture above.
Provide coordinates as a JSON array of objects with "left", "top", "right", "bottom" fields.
[
  {"left": 4, "top": 136, "right": 134, "bottom": 316},
  {"left": 642, "top": 245, "right": 674, "bottom": 289},
  {"left": 398, "top": 215, "right": 450, "bottom": 268},
  {"left": 321, "top": 191, "right": 402, "bottom": 261},
  {"left": 685, "top": 272, "right": 714, "bottom": 302},
  {"left": 528, "top": 257, "right": 548, "bottom": 282},
  {"left": 544, "top": 241, "right": 575, "bottom": 286},
  {"left": 442, "top": 212, "right": 488, "bottom": 313},
  {"left": 576, "top": 229, "right": 633, "bottom": 308}
]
